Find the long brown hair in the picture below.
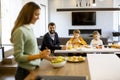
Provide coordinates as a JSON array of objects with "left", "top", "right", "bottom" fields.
[{"left": 10, "top": 2, "right": 40, "bottom": 42}]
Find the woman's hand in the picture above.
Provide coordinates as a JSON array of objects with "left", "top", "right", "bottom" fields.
[{"left": 39, "top": 48, "right": 51, "bottom": 58}]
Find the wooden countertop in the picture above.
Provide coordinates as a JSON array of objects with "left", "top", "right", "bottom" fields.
[{"left": 25, "top": 58, "right": 91, "bottom": 80}]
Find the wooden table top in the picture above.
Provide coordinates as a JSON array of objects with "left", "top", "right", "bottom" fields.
[{"left": 25, "top": 58, "right": 91, "bottom": 80}]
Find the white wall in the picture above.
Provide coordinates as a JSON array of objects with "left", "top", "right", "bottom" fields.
[
  {"left": 0, "top": 0, "right": 1, "bottom": 46},
  {"left": 48, "top": 0, "right": 118, "bottom": 41},
  {"left": 1, "top": 0, "right": 48, "bottom": 51},
  {"left": 113, "top": 0, "right": 120, "bottom": 41},
  {"left": 1, "top": 0, "right": 23, "bottom": 51}
]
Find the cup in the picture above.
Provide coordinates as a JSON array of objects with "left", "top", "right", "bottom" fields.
[
  {"left": 108, "top": 45, "right": 112, "bottom": 48},
  {"left": 104, "top": 45, "right": 108, "bottom": 48}
]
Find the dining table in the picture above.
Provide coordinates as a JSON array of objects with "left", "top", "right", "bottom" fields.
[{"left": 54, "top": 47, "right": 120, "bottom": 54}]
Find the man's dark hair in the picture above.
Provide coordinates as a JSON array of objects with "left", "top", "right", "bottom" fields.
[{"left": 48, "top": 22, "right": 56, "bottom": 27}]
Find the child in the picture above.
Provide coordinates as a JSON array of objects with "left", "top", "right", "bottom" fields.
[
  {"left": 90, "top": 31, "right": 103, "bottom": 48},
  {"left": 66, "top": 29, "right": 87, "bottom": 56},
  {"left": 66, "top": 29, "right": 87, "bottom": 49}
]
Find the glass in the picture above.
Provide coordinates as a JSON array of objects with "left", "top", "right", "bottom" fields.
[{"left": 66, "top": 41, "right": 73, "bottom": 50}]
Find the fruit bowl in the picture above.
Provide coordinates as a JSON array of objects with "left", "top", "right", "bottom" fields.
[
  {"left": 50, "top": 60, "right": 66, "bottom": 68},
  {"left": 50, "top": 56, "right": 66, "bottom": 68}
]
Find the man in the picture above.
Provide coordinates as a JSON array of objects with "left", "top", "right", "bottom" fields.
[{"left": 40, "top": 22, "right": 64, "bottom": 54}]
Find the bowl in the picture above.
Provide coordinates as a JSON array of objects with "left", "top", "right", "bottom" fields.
[
  {"left": 50, "top": 60, "right": 66, "bottom": 68},
  {"left": 50, "top": 56, "right": 66, "bottom": 68}
]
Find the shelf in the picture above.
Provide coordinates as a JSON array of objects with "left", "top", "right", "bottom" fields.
[{"left": 57, "top": 8, "right": 120, "bottom": 12}]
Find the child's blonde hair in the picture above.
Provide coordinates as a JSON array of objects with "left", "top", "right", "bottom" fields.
[
  {"left": 92, "top": 31, "right": 100, "bottom": 36},
  {"left": 73, "top": 29, "right": 80, "bottom": 34}
]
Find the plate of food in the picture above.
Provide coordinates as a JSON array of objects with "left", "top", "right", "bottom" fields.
[{"left": 67, "top": 56, "right": 85, "bottom": 63}]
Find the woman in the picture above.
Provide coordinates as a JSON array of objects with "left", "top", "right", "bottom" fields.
[{"left": 10, "top": 2, "right": 52, "bottom": 80}]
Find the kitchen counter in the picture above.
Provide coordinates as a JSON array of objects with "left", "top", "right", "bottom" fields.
[
  {"left": 25, "top": 58, "right": 90, "bottom": 80},
  {"left": 25, "top": 54, "right": 120, "bottom": 80}
]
